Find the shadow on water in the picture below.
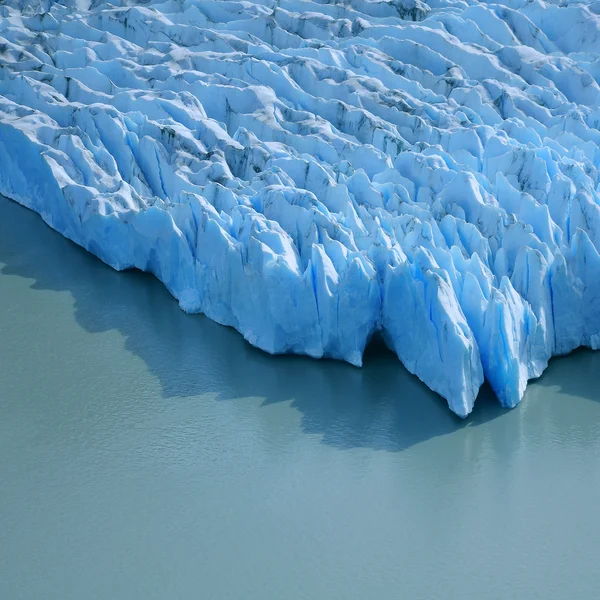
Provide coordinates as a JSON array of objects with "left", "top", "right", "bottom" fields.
[
  {"left": 533, "top": 346, "right": 600, "bottom": 399},
  {"left": 0, "top": 195, "right": 508, "bottom": 452}
]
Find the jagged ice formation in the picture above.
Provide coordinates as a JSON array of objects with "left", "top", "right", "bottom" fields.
[{"left": 2, "top": 0, "right": 600, "bottom": 416}]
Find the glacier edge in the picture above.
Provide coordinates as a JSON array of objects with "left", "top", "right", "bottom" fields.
[{"left": 2, "top": 0, "right": 600, "bottom": 416}]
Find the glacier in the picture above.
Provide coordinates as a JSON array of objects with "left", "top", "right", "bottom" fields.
[{"left": 1, "top": 0, "right": 600, "bottom": 417}]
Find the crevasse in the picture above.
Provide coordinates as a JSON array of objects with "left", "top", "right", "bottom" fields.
[{"left": 1, "top": 0, "right": 600, "bottom": 416}]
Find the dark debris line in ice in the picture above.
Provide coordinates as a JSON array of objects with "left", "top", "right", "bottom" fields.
[{"left": 1, "top": 0, "right": 600, "bottom": 416}]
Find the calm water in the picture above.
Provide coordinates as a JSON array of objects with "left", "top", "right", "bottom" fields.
[{"left": 2, "top": 195, "right": 600, "bottom": 599}]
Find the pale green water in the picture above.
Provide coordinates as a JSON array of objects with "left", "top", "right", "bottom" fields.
[{"left": 1, "top": 195, "right": 600, "bottom": 600}]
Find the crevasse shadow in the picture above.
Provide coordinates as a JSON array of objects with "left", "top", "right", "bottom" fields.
[{"left": 0, "top": 195, "right": 507, "bottom": 452}]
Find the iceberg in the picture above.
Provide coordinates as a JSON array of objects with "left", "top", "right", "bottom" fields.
[{"left": 1, "top": 0, "right": 600, "bottom": 416}]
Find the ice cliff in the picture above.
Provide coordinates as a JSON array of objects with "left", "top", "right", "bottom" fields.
[{"left": 2, "top": 0, "right": 600, "bottom": 416}]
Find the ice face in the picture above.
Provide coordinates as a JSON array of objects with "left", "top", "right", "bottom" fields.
[{"left": 1, "top": 0, "right": 600, "bottom": 416}]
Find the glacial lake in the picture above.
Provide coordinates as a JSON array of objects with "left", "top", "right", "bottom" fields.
[{"left": 2, "top": 194, "right": 600, "bottom": 599}]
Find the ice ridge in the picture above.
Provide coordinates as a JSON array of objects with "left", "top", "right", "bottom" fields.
[{"left": 2, "top": 0, "right": 600, "bottom": 416}]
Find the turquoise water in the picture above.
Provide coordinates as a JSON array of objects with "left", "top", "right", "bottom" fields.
[{"left": 2, "top": 195, "right": 600, "bottom": 599}]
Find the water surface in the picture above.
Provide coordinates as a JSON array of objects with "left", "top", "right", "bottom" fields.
[{"left": 2, "top": 196, "right": 600, "bottom": 599}]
